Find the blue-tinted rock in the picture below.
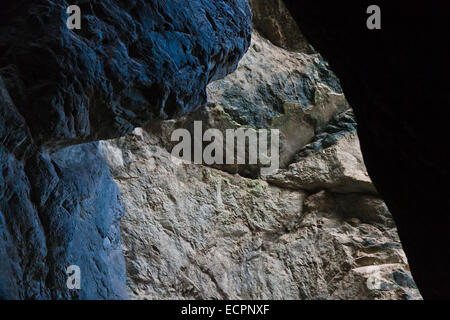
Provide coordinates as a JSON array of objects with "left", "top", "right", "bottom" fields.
[
  {"left": 0, "top": 0, "right": 252, "bottom": 299},
  {"left": 0, "top": 0, "right": 252, "bottom": 149}
]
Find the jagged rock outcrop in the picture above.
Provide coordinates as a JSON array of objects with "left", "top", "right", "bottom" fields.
[
  {"left": 101, "top": 26, "right": 421, "bottom": 300},
  {"left": 143, "top": 31, "right": 348, "bottom": 177},
  {"left": 0, "top": 0, "right": 252, "bottom": 299},
  {"left": 268, "top": 131, "right": 377, "bottom": 194},
  {"left": 0, "top": 0, "right": 251, "bottom": 148},
  {"left": 248, "top": 0, "right": 312, "bottom": 53}
]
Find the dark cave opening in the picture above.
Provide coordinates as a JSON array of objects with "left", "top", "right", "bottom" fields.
[{"left": 283, "top": 0, "right": 450, "bottom": 299}]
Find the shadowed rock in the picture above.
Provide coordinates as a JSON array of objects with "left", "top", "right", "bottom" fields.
[
  {"left": 283, "top": 0, "right": 450, "bottom": 299},
  {"left": 0, "top": 0, "right": 252, "bottom": 149},
  {"left": 0, "top": 0, "right": 252, "bottom": 299}
]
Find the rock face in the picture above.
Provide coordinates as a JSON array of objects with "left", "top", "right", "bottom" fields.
[
  {"left": 0, "top": 0, "right": 433, "bottom": 301},
  {"left": 1, "top": 76, "right": 127, "bottom": 299},
  {"left": 102, "top": 128, "right": 420, "bottom": 300},
  {"left": 0, "top": 1, "right": 252, "bottom": 299},
  {"left": 143, "top": 31, "right": 348, "bottom": 177},
  {"left": 268, "top": 131, "right": 377, "bottom": 194},
  {"left": 1, "top": 75, "right": 128, "bottom": 299},
  {"left": 101, "top": 24, "right": 421, "bottom": 299},
  {"left": 0, "top": 0, "right": 251, "bottom": 148},
  {"left": 248, "top": 0, "right": 312, "bottom": 53},
  {"left": 281, "top": 1, "right": 450, "bottom": 299}
]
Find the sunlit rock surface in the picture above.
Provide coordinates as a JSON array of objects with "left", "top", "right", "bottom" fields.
[{"left": 102, "top": 128, "right": 420, "bottom": 300}]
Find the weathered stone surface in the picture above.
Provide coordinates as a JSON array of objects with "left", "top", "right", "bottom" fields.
[
  {"left": 267, "top": 132, "right": 377, "bottom": 194},
  {"left": 205, "top": 31, "right": 345, "bottom": 132},
  {"left": 1, "top": 75, "right": 127, "bottom": 299},
  {"left": 144, "top": 31, "right": 348, "bottom": 177},
  {"left": 100, "top": 28, "right": 420, "bottom": 300},
  {"left": 0, "top": 0, "right": 252, "bottom": 149},
  {"left": 0, "top": 0, "right": 428, "bottom": 301},
  {"left": 248, "top": 0, "right": 313, "bottom": 53},
  {"left": 0, "top": 1, "right": 252, "bottom": 299},
  {"left": 101, "top": 127, "right": 420, "bottom": 300},
  {"left": 28, "top": 143, "right": 127, "bottom": 300}
]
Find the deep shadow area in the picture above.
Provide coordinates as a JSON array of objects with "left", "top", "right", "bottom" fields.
[{"left": 283, "top": 0, "right": 450, "bottom": 299}]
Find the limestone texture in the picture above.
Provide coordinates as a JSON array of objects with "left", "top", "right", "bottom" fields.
[
  {"left": 282, "top": 0, "right": 450, "bottom": 299},
  {"left": 101, "top": 24, "right": 421, "bottom": 300},
  {"left": 0, "top": 0, "right": 425, "bottom": 301},
  {"left": 102, "top": 127, "right": 420, "bottom": 300},
  {"left": 142, "top": 31, "right": 348, "bottom": 177}
]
